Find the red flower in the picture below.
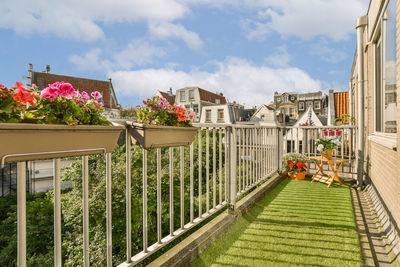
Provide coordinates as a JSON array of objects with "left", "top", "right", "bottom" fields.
[
  {"left": 288, "top": 160, "right": 294, "bottom": 169},
  {"left": 296, "top": 162, "right": 307, "bottom": 170},
  {"left": 13, "top": 88, "right": 36, "bottom": 106}
]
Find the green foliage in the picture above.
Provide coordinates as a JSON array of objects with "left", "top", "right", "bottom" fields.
[
  {"left": 0, "top": 193, "right": 54, "bottom": 266},
  {"left": 119, "top": 107, "right": 138, "bottom": 119},
  {"left": 137, "top": 96, "right": 194, "bottom": 126},
  {"left": 35, "top": 97, "right": 111, "bottom": 126},
  {"left": 334, "top": 113, "right": 355, "bottom": 125}
]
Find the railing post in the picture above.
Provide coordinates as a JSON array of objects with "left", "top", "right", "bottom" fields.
[
  {"left": 17, "top": 161, "right": 26, "bottom": 267},
  {"left": 53, "top": 159, "right": 62, "bottom": 267},
  {"left": 277, "top": 127, "right": 284, "bottom": 170},
  {"left": 228, "top": 126, "right": 237, "bottom": 211},
  {"left": 106, "top": 152, "right": 112, "bottom": 267},
  {"left": 82, "top": 156, "right": 90, "bottom": 267}
]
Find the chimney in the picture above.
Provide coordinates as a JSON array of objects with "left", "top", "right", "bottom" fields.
[
  {"left": 219, "top": 93, "right": 223, "bottom": 96},
  {"left": 29, "top": 63, "right": 33, "bottom": 71},
  {"left": 46, "top": 64, "right": 50, "bottom": 73},
  {"left": 168, "top": 87, "right": 173, "bottom": 96}
]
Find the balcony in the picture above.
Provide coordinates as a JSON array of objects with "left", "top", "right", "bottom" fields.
[{"left": 1, "top": 124, "right": 389, "bottom": 266}]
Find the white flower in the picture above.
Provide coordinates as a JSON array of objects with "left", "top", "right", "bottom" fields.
[{"left": 317, "top": 144, "right": 324, "bottom": 152}]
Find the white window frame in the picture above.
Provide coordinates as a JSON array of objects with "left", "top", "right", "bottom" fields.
[
  {"left": 314, "top": 101, "right": 320, "bottom": 110},
  {"left": 205, "top": 109, "right": 211, "bottom": 122},
  {"left": 180, "top": 91, "right": 186, "bottom": 102},
  {"left": 299, "top": 102, "right": 304, "bottom": 110},
  {"left": 370, "top": 0, "right": 397, "bottom": 149},
  {"left": 189, "top": 89, "right": 195, "bottom": 100},
  {"left": 289, "top": 107, "right": 295, "bottom": 117},
  {"left": 217, "top": 109, "right": 224, "bottom": 122}
]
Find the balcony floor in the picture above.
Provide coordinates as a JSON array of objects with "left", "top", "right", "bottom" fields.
[{"left": 191, "top": 178, "right": 363, "bottom": 266}]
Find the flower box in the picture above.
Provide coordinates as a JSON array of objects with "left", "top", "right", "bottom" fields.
[
  {"left": 127, "top": 122, "right": 198, "bottom": 149},
  {"left": 0, "top": 123, "right": 124, "bottom": 164}
]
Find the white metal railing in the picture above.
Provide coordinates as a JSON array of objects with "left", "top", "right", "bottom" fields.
[
  {"left": 279, "top": 125, "right": 357, "bottom": 174},
  {"left": 5, "top": 124, "right": 357, "bottom": 266}
]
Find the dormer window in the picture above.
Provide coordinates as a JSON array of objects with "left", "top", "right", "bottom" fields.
[
  {"left": 189, "top": 89, "right": 195, "bottom": 100},
  {"left": 215, "top": 99, "right": 220, "bottom": 104}
]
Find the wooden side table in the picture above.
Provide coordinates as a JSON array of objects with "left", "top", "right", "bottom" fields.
[{"left": 309, "top": 156, "right": 350, "bottom": 187}]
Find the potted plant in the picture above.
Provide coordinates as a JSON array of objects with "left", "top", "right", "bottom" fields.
[
  {"left": 127, "top": 96, "right": 198, "bottom": 149},
  {"left": 0, "top": 82, "right": 124, "bottom": 163},
  {"left": 282, "top": 153, "right": 308, "bottom": 180},
  {"left": 315, "top": 128, "right": 342, "bottom": 159}
]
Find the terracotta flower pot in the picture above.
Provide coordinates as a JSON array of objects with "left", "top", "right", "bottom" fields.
[
  {"left": 127, "top": 122, "right": 199, "bottom": 149},
  {"left": 322, "top": 149, "right": 334, "bottom": 159},
  {"left": 0, "top": 123, "right": 124, "bottom": 164},
  {"left": 287, "top": 171, "right": 306, "bottom": 180}
]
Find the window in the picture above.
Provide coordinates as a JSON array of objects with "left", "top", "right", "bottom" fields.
[
  {"left": 289, "top": 107, "right": 295, "bottom": 117},
  {"left": 193, "top": 104, "right": 199, "bottom": 114},
  {"left": 306, "top": 101, "right": 313, "bottom": 109},
  {"left": 276, "top": 97, "right": 281, "bottom": 103},
  {"left": 180, "top": 91, "right": 186, "bottom": 102},
  {"left": 299, "top": 102, "right": 304, "bottom": 110},
  {"left": 205, "top": 110, "right": 211, "bottom": 122},
  {"left": 217, "top": 109, "right": 224, "bottom": 122},
  {"left": 185, "top": 105, "right": 190, "bottom": 110},
  {"left": 314, "top": 101, "right": 320, "bottom": 109},
  {"left": 375, "top": 0, "right": 397, "bottom": 133},
  {"left": 215, "top": 99, "right": 220, "bottom": 104},
  {"left": 283, "top": 96, "right": 288, "bottom": 102},
  {"left": 189, "top": 89, "right": 195, "bottom": 100}
]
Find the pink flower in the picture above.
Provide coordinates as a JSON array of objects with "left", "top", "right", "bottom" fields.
[
  {"left": 329, "top": 129, "right": 335, "bottom": 136},
  {"left": 91, "top": 91, "right": 102, "bottom": 100},
  {"left": 323, "top": 128, "right": 328, "bottom": 136},
  {"left": 40, "top": 86, "right": 59, "bottom": 100},
  {"left": 94, "top": 100, "right": 103, "bottom": 107},
  {"left": 79, "top": 91, "right": 90, "bottom": 99},
  {"left": 75, "top": 100, "right": 84, "bottom": 106},
  {"left": 336, "top": 128, "right": 342, "bottom": 136},
  {"left": 58, "top": 82, "right": 76, "bottom": 99}
]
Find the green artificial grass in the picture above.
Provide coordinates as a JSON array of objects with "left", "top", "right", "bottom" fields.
[{"left": 191, "top": 178, "right": 363, "bottom": 267}]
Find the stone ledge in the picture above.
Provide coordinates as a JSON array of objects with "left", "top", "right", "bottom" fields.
[{"left": 148, "top": 173, "right": 284, "bottom": 267}]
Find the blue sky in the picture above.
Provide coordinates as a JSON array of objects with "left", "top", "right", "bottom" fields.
[{"left": 0, "top": 0, "right": 369, "bottom": 107}]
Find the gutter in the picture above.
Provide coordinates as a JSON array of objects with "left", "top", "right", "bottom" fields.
[{"left": 356, "top": 15, "right": 367, "bottom": 188}]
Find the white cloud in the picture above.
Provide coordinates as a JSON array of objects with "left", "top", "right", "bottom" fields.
[
  {"left": 264, "top": 45, "right": 291, "bottom": 68},
  {"left": 0, "top": 0, "right": 187, "bottom": 42},
  {"left": 69, "top": 48, "right": 112, "bottom": 72},
  {"left": 69, "top": 40, "right": 165, "bottom": 72},
  {"left": 109, "top": 57, "right": 321, "bottom": 107},
  {"left": 240, "top": 0, "right": 367, "bottom": 41},
  {"left": 113, "top": 40, "right": 166, "bottom": 69},
  {"left": 149, "top": 22, "right": 203, "bottom": 50},
  {"left": 311, "top": 44, "right": 348, "bottom": 63}
]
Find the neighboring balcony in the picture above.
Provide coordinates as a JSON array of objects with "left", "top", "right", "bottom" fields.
[{"left": 1, "top": 124, "right": 365, "bottom": 266}]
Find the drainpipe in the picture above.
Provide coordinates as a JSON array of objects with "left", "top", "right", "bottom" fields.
[{"left": 356, "top": 15, "right": 367, "bottom": 188}]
